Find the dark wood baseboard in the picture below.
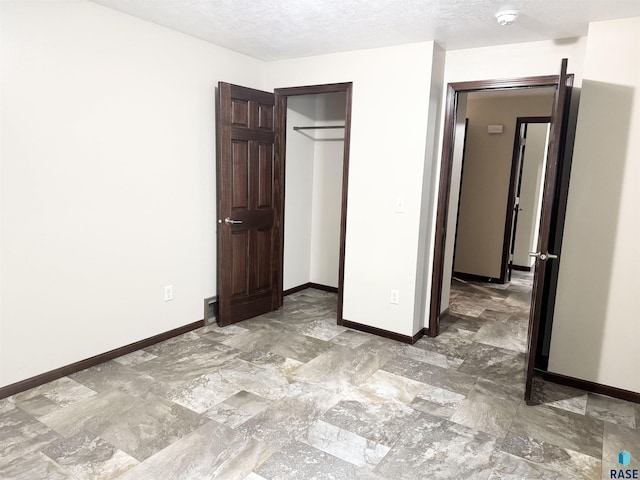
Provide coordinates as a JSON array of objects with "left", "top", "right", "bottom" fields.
[
  {"left": 0, "top": 319, "right": 205, "bottom": 400},
  {"left": 511, "top": 265, "right": 533, "bottom": 272},
  {"left": 308, "top": 282, "right": 339, "bottom": 293},
  {"left": 342, "top": 318, "right": 423, "bottom": 344},
  {"left": 453, "top": 272, "right": 503, "bottom": 284},
  {"left": 283, "top": 282, "right": 339, "bottom": 296},
  {"left": 539, "top": 370, "right": 640, "bottom": 404}
]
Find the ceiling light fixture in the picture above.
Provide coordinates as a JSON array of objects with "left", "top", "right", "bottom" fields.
[{"left": 495, "top": 10, "right": 519, "bottom": 26}]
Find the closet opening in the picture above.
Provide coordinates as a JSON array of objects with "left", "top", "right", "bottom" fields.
[{"left": 275, "top": 83, "right": 353, "bottom": 323}]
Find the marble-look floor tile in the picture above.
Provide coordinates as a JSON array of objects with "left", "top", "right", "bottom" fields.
[
  {"left": 205, "top": 390, "right": 271, "bottom": 428},
  {"left": 166, "top": 372, "right": 240, "bottom": 413},
  {"left": 450, "top": 378, "right": 521, "bottom": 438},
  {"left": 267, "top": 331, "right": 332, "bottom": 364},
  {"left": 586, "top": 393, "right": 637, "bottom": 428},
  {"left": 142, "top": 330, "right": 215, "bottom": 355},
  {"left": 237, "top": 397, "right": 323, "bottom": 449},
  {"left": 382, "top": 355, "right": 477, "bottom": 395},
  {"left": 410, "top": 384, "right": 466, "bottom": 419},
  {"left": 238, "top": 350, "right": 304, "bottom": 376},
  {"left": 0, "top": 398, "right": 16, "bottom": 414},
  {"left": 113, "top": 350, "right": 157, "bottom": 366},
  {"left": 69, "top": 361, "right": 167, "bottom": 400},
  {"left": 244, "top": 473, "right": 268, "bottom": 480},
  {"left": 41, "top": 430, "right": 138, "bottom": 480},
  {"left": 10, "top": 377, "right": 97, "bottom": 413},
  {"left": 290, "top": 345, "right": 384, "bottom": 394},
  {"left": 473, "top": 320, "right": 527, "bottom": 353},
  {"left": 440, "top": 312, "right": 488, "bottom": 334},
  {"left": 480, "top": 309, "right": 514, "bottom": 322},
  {"left": 450, "top": 299, "right": 489, "bottom": 317},
  {"left": 0, "top": 406, "right": 61, "bottom": 464},
  {"left": 135, "top": 342, "right": 242, "bottom": 387},
  {"left": 489, "top": 451, "right": 598, "bottom": 480},
  {"left": 500, "top": 432, "right": 602, "bottom": 480},
  {"left": 375, "top": 412, "right": 498, "bottom": 480},
  {"left": 255, "top": 440, "right": 385, "bottom": 480},
  {"left": 223, "top": 327, "right": 331, "bottom": 363},
  {"left": 215, "top": 358, "right": 291, "bottom": 401},
  {"left": 117, "top": 420, "right": 275, "bottom": 480},
  {"left": 602, "top": 421, "right": 640, "bottom": 469},
  {"left": 530, "top": 377, "right": 588, "bottom": 415},
  {"left": 321, "top": 390, "right": 421, "bottom": 446},
  {"left": 509, "top": 403, "right": 604, "bottom": 458},
  {"left": 0, "top": 452, "right": 77, "bottom": 480},
  {"left": 330, "top": 329, "right": 372, "bottom": 348},
  {"left": 39, "top": 389, "right": 207, "bottom": 461},
  {"left": 400, "top": 345, "right": 464, "bottom": 369},
  {"left": 294, "top": 316, "right": 347, "bottom": 341},
  {"left": 285, "top": 381, "right": 350, "bottom": 412},
  {"left": 304, "top": 419, "right": 391, "bottom": 468},
  {"left": 458, "top": 344, "right": 525, "bottom": 390},
  {"left": 412, "top": 327, "right": 477, "bottom": 359},
  {"left": 357, "top": 370, "right": 425, "bottom": 404},
  {"left": 10, "top": 394, "right": 60, "bottom": 418}
]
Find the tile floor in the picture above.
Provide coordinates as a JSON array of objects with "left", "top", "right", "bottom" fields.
[{"left": 1, "top": 272, "right": 638, "bottom": 479}]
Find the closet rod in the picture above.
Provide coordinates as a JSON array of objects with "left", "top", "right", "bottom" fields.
[{"left": 293, "top": 125, "right": 345, "bottom": 131}]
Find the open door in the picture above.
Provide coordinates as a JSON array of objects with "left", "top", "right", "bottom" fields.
[
  {"left": 524, "top": 60, "right": 573, "bottom": 402},
  {"left": 216, "top": 82, "right": 281, "bottom": 326}
]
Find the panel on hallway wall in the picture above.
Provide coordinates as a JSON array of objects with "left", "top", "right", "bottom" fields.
[
  {"left": 283, "top": 96, "right": 316, "bottom": 290},
  {"left": 453, "top": 94, "right": 553, "bottom": 279}
]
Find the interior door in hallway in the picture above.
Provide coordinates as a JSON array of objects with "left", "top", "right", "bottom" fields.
[
  {"left": 524, "top": 60, "right": 573, "bottom": 402},
  {"left": 216, "top": 82, "right": 281, "bottom": 326}
]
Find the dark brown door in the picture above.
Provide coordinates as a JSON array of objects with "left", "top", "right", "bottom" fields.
[
  {"left": 216, "top": 82, "right": 281, "bottom": 326},
  {"left": 524, "top": 60, "right": 573, "bottom": 402}
]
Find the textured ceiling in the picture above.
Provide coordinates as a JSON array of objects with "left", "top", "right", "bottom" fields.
[{"left": 89, "top": 0, "right": 640, "bottom": 61}]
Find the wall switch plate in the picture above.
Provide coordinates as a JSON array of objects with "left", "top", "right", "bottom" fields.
[
  {"left": 164, "top": 285, "right": 173, "bottom": 302},
  {"left": 390, "top": 289, "right": 399, "bottom": 304},
  {"left": 395, "top": 198, "right": 405, "bottom": 213}
]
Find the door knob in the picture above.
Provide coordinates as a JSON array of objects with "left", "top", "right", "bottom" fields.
[
  {"left": 223, "top": 217, "right": 242, "bottom": 225},
  {"left": 529, "top": 252, "right": 558, "bottom": 261}
]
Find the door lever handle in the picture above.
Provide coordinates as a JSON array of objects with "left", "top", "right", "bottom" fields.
[
  {"left": 529, "top": 252, "right": 558, "bottom": 261},
  {"left": 222, "top": 217, "right": 242, "bottom": 225}
]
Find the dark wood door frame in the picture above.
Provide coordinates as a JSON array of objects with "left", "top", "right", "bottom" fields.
[
  {"left": 503, "top": 116, "right": 552, "bottom": 282},
  {"left": 428, "top": 75, "right": 563, "bottom": 337},
  {"left": 274, "top": 83, "right": 353, "bottom": 324}
]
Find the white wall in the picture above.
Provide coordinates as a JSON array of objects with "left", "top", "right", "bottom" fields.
[
  {"left": 0, "top": 1, "right": 263, "bottom": 387},
  {"left": 549, "top": 17, "right": 640, "bottom": 393},
  {"left": 426, "top": 37, "right": 587, "bottom": 324},
  {"left": 283, "top": 96, "right": 316, "bottom": 290},
  {"left": 309, "top": 93, "right": 345, "bottom": 288},
  {"left": 263, "top": 42, "right": 437, "bottom": 336},
  {"left": 512, "top": 123, "right": 549, "bottom": 268}
]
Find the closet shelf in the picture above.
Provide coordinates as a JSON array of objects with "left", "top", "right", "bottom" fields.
[{"left": 293, "top": 125, "right": 345, "bottom": 131}]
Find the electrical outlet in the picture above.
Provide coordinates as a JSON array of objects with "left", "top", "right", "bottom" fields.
[
  {"left": 164, "top": 285, "right": 173, "bottom": 302},
  {"left": 390, "top": 288, "right": 399, "bottom": 305}
]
